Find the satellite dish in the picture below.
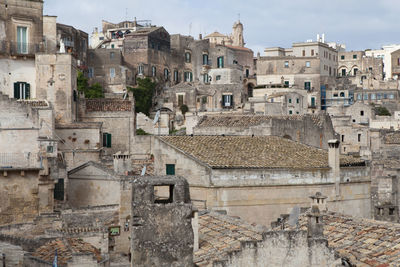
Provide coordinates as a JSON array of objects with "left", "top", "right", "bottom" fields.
[
  {"left": 153, "top": 110, "right": 160, "bottom": 125},
  {"left": 288, "top": 206, "right": 300, "bottom": 227},
  {"left": 141, "top": 165, "right": 146, "bottom": 176}
]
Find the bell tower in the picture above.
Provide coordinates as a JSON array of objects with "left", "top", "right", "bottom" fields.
[{"left": 232, "top": 20, "right": 244, "bottom": 47}]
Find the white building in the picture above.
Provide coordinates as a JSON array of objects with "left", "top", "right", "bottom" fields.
[{"left": 365, "top": 44, "right": 400, "bottom": 80}]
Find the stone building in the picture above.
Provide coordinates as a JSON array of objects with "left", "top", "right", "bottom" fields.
[
  {"left": 257, "top": 41, "right": 338, "bottom": 92},
  {"left": 0, "top": 92, "right": 61, "bottom": 225},
  {"left": 55, "top": 23, "right": 88, "bottom": 67},
  {"left": 365, "top": 44, "right": 400, "bottom": 80},
  {"left": 0, "top": 0, "right": 44, "bottom": 98},
  {"left": 191, "top": 114, "right": 337, "bottom": 149},
  {"left": 391, "top": 48, "right": 400, "bottom": 80},
  {"left": 87, "top": 48, "right": 135, "bottom": 93},
  {"left": 337, "top": 50, "right": 383, "bottom": 80},
  {"left": 152, "top": 135, "right": 369, "bottom": 225}
]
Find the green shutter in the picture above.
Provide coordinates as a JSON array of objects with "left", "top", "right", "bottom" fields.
[
  {"left": 166, "top": 164, "right": 175, "bottom": 175},
  {"left": 190, "top": 72, "right": 193, "bottom": 82},
  {"left": 25, "top": 83, "right": 30, "bottom": 99},
  {"left": 102, "top": 133, "right": 107, "bottom": 147},
  {"left": 14, "top": 82, "right": 20, "bottom": 99},
  {"left": 107, "top": 133, "right": 112, "bottom": 148}
]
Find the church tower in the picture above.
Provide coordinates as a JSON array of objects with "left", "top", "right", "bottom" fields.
[{"left": 232, "top": 20, "right": 245, "bottom": 47}]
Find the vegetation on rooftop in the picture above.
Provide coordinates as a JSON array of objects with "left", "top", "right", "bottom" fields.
[
  {"left": 128, "top": 78, "right": 156, "bottom": 116},
  {"left": 77, "top": 71, "right": 104, "bottom": 98},
  {"left": 375, "top": 106, "right": 391, "bottom": 116}
]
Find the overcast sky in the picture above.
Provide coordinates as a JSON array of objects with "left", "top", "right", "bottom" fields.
[{"left": 44, "top": 0, "right": 400, "bottom": 55}]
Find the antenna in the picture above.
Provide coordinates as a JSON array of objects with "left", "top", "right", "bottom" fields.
[
  {"left": 238, "top": 13, "right": 240, "bottom": 22},
  {"left": 125, "top": 8, "right": 128, "bottom": 22},
  {"left": 288, "top": 206, "right": 300, "bottom": 227}
]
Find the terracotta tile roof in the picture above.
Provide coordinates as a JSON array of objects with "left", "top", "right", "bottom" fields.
[
  {"left": 225, "top": 45, "right": 253, "bottom": 52},
  {"left": 197, "top": 114, "right": 325, "bottom": 128},
  {"left": 194, "top": 211, "right": 264, "bottom": 266},
  {"left": 85, "top": 99, "right": 132, "bottom": 112},
  {"left": 384, "top": 132, "right": 400, "bottom": 144},
  {"left": 205, "top": 31, "right": 227, "bottom": 38},
  {"left": 287, "top": 212, "right": 400, "bottom": 266},
  {"left": 31, "top": 238, "right": 102, "bottom": 265},
  {"left": 159, "top": 136, "right": 364, "bottom": 169}
]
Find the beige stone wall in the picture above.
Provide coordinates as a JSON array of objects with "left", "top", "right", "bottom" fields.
[{"left": 0, "top": 171, "right": 40, "bottom": 225}]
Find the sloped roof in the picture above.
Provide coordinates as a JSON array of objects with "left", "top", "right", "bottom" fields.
[
  {"left": 384, "top": 132, "right": 400, "bottom": 144},
  {"left": 31, "top": 238, "right": 102, "bottom": 265},
  {"left": 205, "top": 31, "right": 227, "bottom": 38},
  {"left": 85, "top": 99, "right": 132, "bottom": 112},
  {"left": 194, "top": 211, "right": 264, "bottom": 266},
  {"left": 285, "top": 212, "right": 400, "bottom": 266},
  {"left": 196, "top": 114, "right": 325, "bottom": 128},
  {"left": 158, "top": 136, "right": 364, "bottom": 169},
  {"left": 224, "top": 45, "right": 253, "bottom": 52}
]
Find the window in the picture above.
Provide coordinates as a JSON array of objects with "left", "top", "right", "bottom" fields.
[
  {"left": 47, "top": 146, "right": 54, "bottom": 153},
  {"left": 166, "top": 164, "right": 175, "bottom": 175},
  {"left": 371, "top": 94, "right": 376, "bottom": 100},
  {"left": 111, "top": 44, "right": 115, "bottom": 49},
  {"left": 353, "top": 54, "right": 357, "bottom": 59},
  {"left": 311, "top": 49, "right": 314, "bottom": 56},
  {"left": 203, "top": 54, "right": 209, "bottom": 65},
  {"left": 217, "top": 56, "right": 224, "bottom": 68},
  {"left": 389, "top": 208, "right": 395, "bottom": 215},
  {"left": 289, "top": 110, "right": 293, "bottom": 114},
  {"left": 353, "top": 68, "right": 358, "bottom": 75},
  {"left": 13, "top": 82, "right": 30, "bottom": 99},
  {"left": 360, "top": 110, "right": 364, "bottom": 116},
  {"left": 377, "top": 93, "right": 382, "bottom": 100},
  {"left": 103, "top": 133, "right": 112, "bottom": 148},
  {"left": 88, "top": 67, "right": 94, "bottom": 78},
  {"left": 246, "top": 69, "right": 249, "bottom": 78},
  {"left": 216, "top": 75, "right": 221, "bottom": 81},
  {"left": 341, "top": 135, "right": 344, "bottom": 142},
  {"left": 164, "top": 68, "right": 169, "bottom": 81},
  {"left": 110, "top": 52, "right": 115, "bottom": 59},
  {"left": 363, "top": 94, "right": 368, "bottom": 100},
  {"left": 296, "top": 98, "right": 299, "bottom": 104},
  {"left": 389, "top": 94, "right": 395, "bottom": 99},
  {"left": 184, "top": 71, "right": 193, "bottom": 82},
  {"left": 305, "top": 61, "right": 311, "bottom": 68},
  {"left": 341, "top": 55, "right": 345, "bottom": 60},
  {"left": 174, "top": 70, "right": 178, "bottom": 82},
  {"left": 304, "top": 82, "right": 311, "bottom": 90},
  {"left": 222, "top": 94, "right": 233, "bottom": 107},
  {"left": 288, "top": 98, "right": 292, "bottom": 103},
  {"left": 178, "top": 95, "right": 184, "bottom": 106},
  {"left": 154, "top": 185, "right": 174, "bottom": 203},
  {"left": 398, "top": 58, "right": 400, "bottom": 66},
  {"left": 138, "top": 65, "right": 144, "bottom": 75},
  {"left": 203, "top": 74, "right": 209, "bottom": 83},
  {"left": 311, "top": 97, "right": 315, "bottom": 107},
  {"left": 152, "top": 66, "right": 156, "bottom": 77},
  {"left": 357, "top": 94, "right": 362, "bottom": 100},
  {"left": 340, "top": 92, "right": 345, "bottom": 97},
  {"left": 296, "top": 111, "right": 299, "bottom": 114},
  {"left": 110, "top": 68, "right": 115, "bottom": 78},
  {"left": 54, "top": 179, "right": 64, "bottom": 201},
  {"left": 358, "top": 134, "right": 361, "bottom": 142},
  {"left": 284, "top": 81, "right": 289, "bottom": 86},
  {"left": 302, "top": 50, "right": 305, "bottom": 56},
  {"left": 284, "top": 61, "right": 289, "bottom": 68},
  {"left": 17, "top": 26, "right": 28, "bottom": 54},
  {"left": 185, "top": 52, "right": 191, "bottom": 63}
]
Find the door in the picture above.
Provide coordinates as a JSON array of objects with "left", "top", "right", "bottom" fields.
[{"left": 17, "top": 26, "right": 28, "bottom": 54}]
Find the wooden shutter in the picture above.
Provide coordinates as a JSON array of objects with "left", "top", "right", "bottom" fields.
[
  {"left": 166, "top": 164, "right": 175, "bottom": 175},
  {"left": 25, "top": 83, "right": 30, "bottom": 99},
  {"left": 14, "top": 82, "right": 20, "bottom": 99},
  {"left": 190, "top": 72, "right": 193, "bottom": 82},
  {"left": 107, "top": 133, "right": 112, "bottom": 148}
]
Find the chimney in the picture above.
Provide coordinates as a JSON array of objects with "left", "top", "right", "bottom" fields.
[
  {"left": 309, "top": 192, "right": 327, "bottom": 213},
  {"left": 113, "top": 152, "right": 132, "bottom": 175},
  {"left": 307, "top": 205, "right": 324, "bottom": 238},
  {"left": 317, "top": 34, "right": 320, "bottom": 42},
  {"left": 328, "top": 139, "right": 340, "bottom": 198}
]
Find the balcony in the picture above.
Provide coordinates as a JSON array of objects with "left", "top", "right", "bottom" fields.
[
  {"left": 0, "top": 153, "right": 42, "bottom": 170},
  {"left": 8, "top": 41, "right": 43, "bottom": 56}
]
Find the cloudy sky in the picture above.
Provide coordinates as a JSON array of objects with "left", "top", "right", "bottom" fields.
[{"left": 44, "top": 0, "right": 400, "bottom": 55}]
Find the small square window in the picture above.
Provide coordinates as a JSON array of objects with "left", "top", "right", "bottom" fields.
[
  {"left": 353, "top": 54, "right": 357, "bottom": 59},
  {"left": 154, "top": 185, "right": 174, "bottom": 204},
  {"left": 305, "top": 61, "right": 311, "bottom": 68},
  {"left": 296, "top": 98, "right": 299, "bottom": 104},
  {"left": 47, "top": 146, "right": 54, "bottom": 153},
  {"left": 341, "top": 55, "right": 345, "bottom": 60},
  {"left": 284, "top": 61, "right": 289, "bottom": 68},
  {"left": 288, "top": 98, "right": 292, "bottom": 103},
  {"left": 216, "top": 75, "right": 221, "bottom": 81}
]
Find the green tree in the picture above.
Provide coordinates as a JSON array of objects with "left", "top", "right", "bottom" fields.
[
  {"left": 77, "top": 71, "right": 104, "bottom": 98},
  {"left": 128, "top": 78, "right": 156, "bottom": 116},
  {"left": 375, "top": 106, "right": 391, "bottom": 116}
]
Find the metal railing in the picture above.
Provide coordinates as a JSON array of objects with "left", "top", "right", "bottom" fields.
[
  {"left": 0, "top": 41, "right": 44, "bottom": 56},
  {"left": 0, "top": 153, "right": 42, "bottom": 169}
]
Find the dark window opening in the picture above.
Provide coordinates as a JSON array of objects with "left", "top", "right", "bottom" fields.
[
  {"left": 341, "top": 135, "right": 344, "bottom": 142},
  {"left": 389, "top": 208, "right": 395, "bottom": 215},
  {"left": 316, "top": 217, "right": 319, "bottom": 223},
  {"left": 54, "top": 179, "right": 64, "bottom": 201},
  {"left": 185, "top": 52, "right": 191, "bottom": 63},
  {"left": 154, "top": 185, "right": 174, "bottom": 204},
  {"left": 14, "top": 82, "right": 30, "bottom": 99},
  {"left": 103, "top": 133, "right": 112, "bottom": 148},
  {"left": 360, "top": 110, "right": 364, "bottom": 116},
  {"left": 217, "top": 56, "right": 224, "bottom": 68},
  {"left": 358, "top": 133, "right": 361, "bottom": 142}
]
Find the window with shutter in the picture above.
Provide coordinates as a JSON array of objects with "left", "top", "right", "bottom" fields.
[
  {"left": 103, "top": 133, "right": 112, "bottom": 148},
  {"left": 14, "top": 82, "right": 20, "bottom": 99},
  {"left": 166, "top": 164, "right": 175, "bottom": 175},
  {"left": 25, "top": 83, "right": 30, "bottom": 99}
]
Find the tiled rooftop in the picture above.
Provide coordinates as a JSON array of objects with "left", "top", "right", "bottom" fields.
[
  {"left": 31, "top": 238, "right": 102, "bottom": 265},
  {"left": 159, "top": 136, "right": 364, "bottom": 169},
  {"left": 85, "top": 99, "right": 132, "bottom": 112},
  {"left": 195, "top": 211, "right": 264, "bottom": 266},
  {"left": 197, "top": 114, "right": 325, "bottom": 128},
  {"left": 287, "top": 212, "right": 400, "bottom": 266}
]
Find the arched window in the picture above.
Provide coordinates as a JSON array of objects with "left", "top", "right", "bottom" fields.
[
  {"left": 164, "top": 68, "right": 169, "bottom": 81},
  {"left": 185, "top": 52, "right": 191, "bottom": 63},
  {"left": 340, "top": 92, "right": 345, "bottom": 97}
]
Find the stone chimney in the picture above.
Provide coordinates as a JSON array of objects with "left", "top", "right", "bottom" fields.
[
  {"left": 328, "top": 139, "right": 340, "bottom": 198},
  {"left": 307, "top": 205, "right": 323, "bottom": 238},
  {"left": 113, "top": 152, "right": 132, "bottom": 175},
  {"left": 309, "top": 192, "right": 327, "bottom": 213},
  {"left": 131, "top": 176, "right": 194, "bottom": 267}
]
